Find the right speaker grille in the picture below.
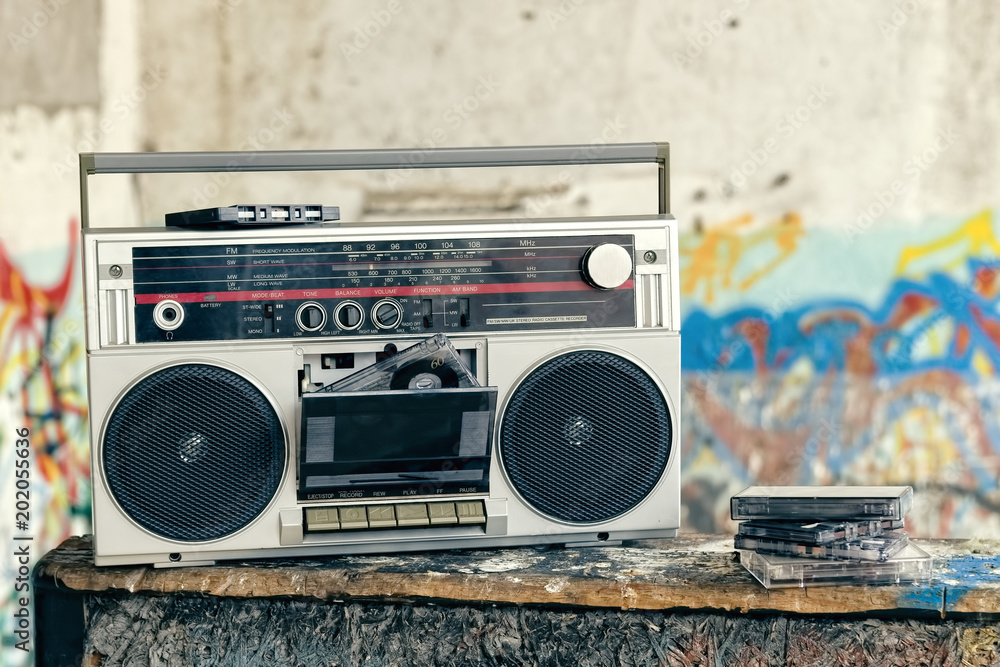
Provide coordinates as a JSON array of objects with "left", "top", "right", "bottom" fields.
[{"left": 499, "top": 350, "right": 673, "bottom": 524}]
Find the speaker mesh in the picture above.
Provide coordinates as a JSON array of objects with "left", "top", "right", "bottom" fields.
[
  {"left": 500, "top": 351, "right": 672, "bottom": 524},
  {"left": 103, "top": 364, "right": 285, "bottom": 542}
]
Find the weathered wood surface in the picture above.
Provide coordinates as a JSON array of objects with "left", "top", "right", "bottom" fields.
[{"left": 36, "top": 534, "right": 1000, "bottom": 618}]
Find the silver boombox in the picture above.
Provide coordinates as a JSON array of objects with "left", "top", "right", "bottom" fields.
[{"left": 80, "top": 144, "right": 681, "bottom": 567}]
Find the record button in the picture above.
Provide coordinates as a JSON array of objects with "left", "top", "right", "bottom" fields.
[
  {"left": 427, "top": 502, "right": 458, "bottom": 525},
  {"left": 339, "top": 506, "right": 369, "bottom": 530},
  {"left": 456, "top": 500, "right": 486, "bottom": 525},
  {"left": 367, "top": 505, "right": 397, "bottom": 529},
  {"left": 305, "top": 508, "right": 340, "bottom": 531},
  {"left": 395, "top": 503, "right": 430, "bottom": 527}
]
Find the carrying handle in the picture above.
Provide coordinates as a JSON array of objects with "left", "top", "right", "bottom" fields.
[{"left": 79, "top": 142, "right": 670, "bottom": 228}]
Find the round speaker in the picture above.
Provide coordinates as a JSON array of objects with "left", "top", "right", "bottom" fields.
[
  {"left": 499, "top": 350, "right": 673, "bottom": 524},
  {"left": 102, "top": 363, "right": 285, "bottom": 542}
]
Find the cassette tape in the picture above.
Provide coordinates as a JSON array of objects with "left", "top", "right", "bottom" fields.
[
  {"left": 730, "top": 486, "right": 913, "bottom": 521},
  {"left": 735, "top": 530, "right": 908, "bottom": 561},
  {"left": 736, "top": 519, "right": 904, "bottom": 545},
  {"left": 321, "top": 333, "right": 479, "bottom": 393},
  {"left": 165, "top": 204, "right": 340, "bottom": 228},
  {"left": 299, "top": 386, "right": 497, "bottom": 501},
  {"left": 739, "top": 543, "right": 933, "bottom": 589}
]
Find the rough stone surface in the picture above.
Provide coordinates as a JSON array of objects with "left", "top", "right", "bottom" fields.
[
  {"left": 0, "top": 0, "right": 100, "bottom": 110},
  {"left": 129, "top": 0, "right": 1000, "bottom": 229},
  {"left": 6, "top": 1, "right": 1000, "bottom": 245},
  {"left": 80, "top": 594, "right": 986, "bottom": 666}
]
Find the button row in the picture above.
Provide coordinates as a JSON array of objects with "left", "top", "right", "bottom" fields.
[{"left": 305, "top": 500, "right": 486, "bottom": 532}]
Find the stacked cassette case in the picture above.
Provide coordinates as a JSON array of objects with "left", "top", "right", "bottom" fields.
[
  {"left": 730, "top": 486, "right": 931, "bottom": 588},
  {"left": 731, "top": 486, "right": 913, "bottom": 521},
  {"left": 734, "top": 532, "right": 909, "bottom": 561},
  {"left": 740, "top": 544, "right": 934, "bottom": 589},
  {"left": 737, "top": 519, "right": 903, "bottom": 545}
]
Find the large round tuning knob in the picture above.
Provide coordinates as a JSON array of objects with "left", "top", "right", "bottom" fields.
[{"left": 581, "top": 243, "right": 633, "bottom": 290}]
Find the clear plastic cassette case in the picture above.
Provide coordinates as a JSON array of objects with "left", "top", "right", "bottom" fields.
[
  {"left": 736, "top": 519, "right": 904, "bottom": 545},
  {"left": 739, "top": 543, "right": 933, "bottom": 589},
  {"left": 734, "top": 531, "right": 909, "bottom": 562},
  {"left": 320, "top": 333, "right": 478, "bottom": 393},
  {"left": 730, "top": 486, "right": 913, "bottom": 521}
]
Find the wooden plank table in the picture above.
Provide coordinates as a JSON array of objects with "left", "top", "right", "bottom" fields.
[{"left": 33, "top": 534, "right": 1000, "bottom": 666}]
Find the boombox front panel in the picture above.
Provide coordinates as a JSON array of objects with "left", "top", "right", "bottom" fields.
[{"left": 84, "top": 217, "right": 681, "bottom": 567}]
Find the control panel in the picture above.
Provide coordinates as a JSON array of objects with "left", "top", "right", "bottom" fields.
[{"left": 131, "top": 234, "right": 637, "bottom": 343}]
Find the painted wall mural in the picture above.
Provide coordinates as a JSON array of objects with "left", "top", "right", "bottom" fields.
[
  {"left": 0, "top": 220, "right": 89, "bottom": 657},
  {"left": 680, "top": 209, "right": 1000, "bottom": 539}
]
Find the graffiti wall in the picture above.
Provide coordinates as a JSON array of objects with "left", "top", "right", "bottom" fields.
[
  {"left": 680, "top": 210, "right": 1000, "bottom": 538},
  {"left": 1, "top": 209, "right": 997, "bottom": 655},
  {"left": 0, "top": 221, "right": 90, "bottom": 656}
]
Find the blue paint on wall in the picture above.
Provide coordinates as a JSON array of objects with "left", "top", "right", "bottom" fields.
[{"left": 681, "top": 260, "right": 1000, "bottom": 376}]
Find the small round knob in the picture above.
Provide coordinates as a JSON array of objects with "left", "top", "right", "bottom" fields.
[
  {"left": 581, "top": 243, "right": 633, "bottom": 290},
  {"left": 372, "top": 299, "right": 402, "bottom": 329},
  {"left": 295, "top": 302, "right": 326, "bottom": 331},
  {"left": 334, "top": 301, "right": 364, "bottom": 330}
]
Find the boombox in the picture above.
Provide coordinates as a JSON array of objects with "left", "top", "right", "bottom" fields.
[{"left": 79, "top": 144, "right": 681, "bottom": 567}]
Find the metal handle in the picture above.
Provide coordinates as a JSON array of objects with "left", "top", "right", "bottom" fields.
[{"left": 79, "top": 142, "right": 670, "bottom": 228}]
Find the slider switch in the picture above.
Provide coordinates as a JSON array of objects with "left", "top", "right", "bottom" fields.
[
  {"left": 422, "top": 299, "right": 434, "bottom": 328},
  {"left": 263, "top": 303, "right": 274, "bottom": 333},
  {"left": 459, "top": 298, "right": 470, "bottom": 327}
]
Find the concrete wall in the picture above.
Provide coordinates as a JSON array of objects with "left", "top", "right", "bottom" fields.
[{"left": 3, "top": 0, "right": 1000, "bottom": 660}]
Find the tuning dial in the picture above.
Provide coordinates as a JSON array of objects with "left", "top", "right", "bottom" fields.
[
  {"left": 581, "top": 243, "right": 633, "bottom": 289},
  {"left": 372, "top": 299, "right": 403, "bottom": 330},
  {"left": 334, "top": 301, "right": 364, "bottom": 330},
  {"left": 295, "top": 302, "right": 327, "bottom": 332}
]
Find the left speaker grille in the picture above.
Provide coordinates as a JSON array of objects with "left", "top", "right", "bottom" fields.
[{"left": 102, "top": 364, "right": 285, "bottom": 542}]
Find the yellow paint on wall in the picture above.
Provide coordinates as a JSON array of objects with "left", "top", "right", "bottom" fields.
[
  {"left": 895, "top": 210, "right": 1000, "bottom": 276},
  {"left": 679, "top": 212, "right": 803, "bottom": 304}
]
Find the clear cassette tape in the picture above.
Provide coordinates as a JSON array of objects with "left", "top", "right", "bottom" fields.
[
  {"left": 737, "top": 519, "right": 904, "bottom": 545},
  {"left": 739, "top": 543, "right": 933, "bottom": 589},
  {"left": 730, "top": 485, "right": 913, "bottom": 521},
  {"left": 734, "top": 531, "right": 909, "bottom": 562},
  {"left": 321, "top": 333, "right": 479, "bottom": 393}
]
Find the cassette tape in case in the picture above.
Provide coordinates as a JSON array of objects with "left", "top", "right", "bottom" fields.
[
  {"left": 321, "top": 334, "right": 478, "bottom": 393},
  {"left": 736, "top": 519, "right": 904, "bottom": 545},
  {"left": 734, "top": 531, "right": 909, "bottom": 562},
  {"left": 739, "top": 543, "right": 933, "bottom": 589},
  {"left": 730, "top": 486, "right": 913, "bottom": 521}
]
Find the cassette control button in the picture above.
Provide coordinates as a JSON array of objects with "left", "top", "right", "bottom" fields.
[
  {"left": 455, "top": 500, "right": 487, "bottom": 525},
  {"left": 395, "top": 503, "right": 430, "bottom": 527},
  {"left": 338, "top": 506, "right": 369, "bottom": 530},
  {"left": 427, "top": 502, "right": 458, "bottom": 525},
  {"left": 305, "top": 508, "right": 340, "bottom": 531},
  {"left": 367, "top": 505, "right": 397, "bottom": 529}
]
